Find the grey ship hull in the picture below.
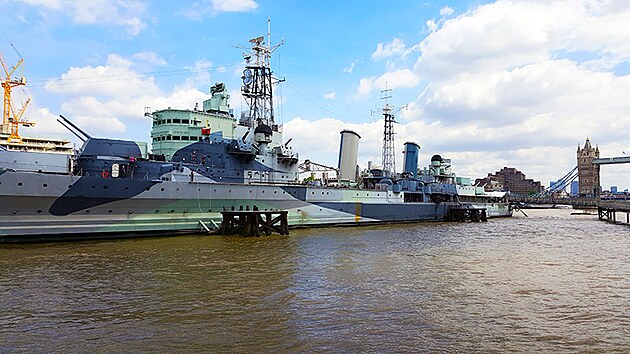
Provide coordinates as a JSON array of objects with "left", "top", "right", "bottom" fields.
[{"left": 0, "top": 169, "right": 451, "bottom": 242}]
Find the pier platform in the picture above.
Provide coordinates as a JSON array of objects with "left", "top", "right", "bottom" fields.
[
  {"left": 448, "top": 205, "right": 487, "bottom": 222},
  {"left": 597, "top": 201, "right": 630, "bottom": 225},
  {"left": 218, "top": 210, "right": 289, "bottom": 236}
]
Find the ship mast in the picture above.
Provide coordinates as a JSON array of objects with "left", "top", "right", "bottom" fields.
[
  {"left": 377, "top": 87, "right": 406, "bottom": 177},
  {"left": 240, "top": 19, "right": 283, "bottom": 128}
]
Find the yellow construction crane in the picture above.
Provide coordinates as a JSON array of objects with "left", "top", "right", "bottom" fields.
[{"left": 1, "top": 54, "right": 34, "bottom": 143}]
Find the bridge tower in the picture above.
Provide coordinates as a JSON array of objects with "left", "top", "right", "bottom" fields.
[{"left": 577, "top": 137, "right": 600, "bottom": 197}]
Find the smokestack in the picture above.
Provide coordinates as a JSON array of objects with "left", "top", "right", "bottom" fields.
[
  {"left": 403, "top": 142, "right": 421, "bottom": 178},
  {"left": 338, "top": 130, "right": 361, "bottom": 181}
]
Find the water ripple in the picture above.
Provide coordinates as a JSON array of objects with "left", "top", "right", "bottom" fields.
[{"left": 0, "top": 209, "right": 628, "bottom": 352}]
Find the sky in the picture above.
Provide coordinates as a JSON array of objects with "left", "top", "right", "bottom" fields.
[{"left": 1, "top": 0, "right": 630, "bottom": 190}]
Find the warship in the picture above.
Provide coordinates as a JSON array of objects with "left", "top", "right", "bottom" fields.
[{"left": 0, "top": 33, "right": 510, "bottom": 242}]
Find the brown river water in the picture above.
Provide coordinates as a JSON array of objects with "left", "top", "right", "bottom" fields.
[{"left": 0, "top": 209, "right": 628, "bottom": 352}]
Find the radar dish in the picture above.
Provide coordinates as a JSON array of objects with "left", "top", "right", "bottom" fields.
[{"left": 242, "top": 68, "right": 253, "bottom": 85}]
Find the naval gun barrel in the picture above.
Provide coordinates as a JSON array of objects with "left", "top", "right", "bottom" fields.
[{"left": 58, "top": 115, "right": 92, "bottom": 142}]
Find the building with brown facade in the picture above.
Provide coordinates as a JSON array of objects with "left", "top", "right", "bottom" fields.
[{"left": 475, "top": 167, "right": 542, "bottom": 196}]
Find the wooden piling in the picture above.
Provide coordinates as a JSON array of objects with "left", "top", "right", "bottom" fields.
[
  {"left": 218, "top": 210, "right": 289, "bottom": 236},
  {"left": 448, "top": 205, "right": 487, "bottom": 222}
]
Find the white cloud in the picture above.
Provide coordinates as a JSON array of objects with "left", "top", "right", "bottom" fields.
[
  {"left": 44, "top": 54, "right": 161, "bottom": 97},
  {"left": 182, "top": 59, "right": 214, "bottom": 89},
  {"left": 440, "top": 6, "right": 454, "bottom": 16},
  {"left": 132, "top": 52, "right": 167, "bottom": 66},
  {"left": 357, "top": 69, "right": 420, "bottom": 96},
  {"left": 372, "top": 38, "right": 407, "bottom": 60},
  {"left": 323, "top": 92, "right": 336, "bottom": 100},
  {"left": 180, "top": 0, "right": 258, "bottom": 19},
  {"left": 342, "top": 62, "right": 356, "bottom": 74},
  {"left": 16, "top": 0, "right": 148, "bottom": 36},
  {"left": 295, "top": 0, "right": 630, "bottom": 189},
  {"left": 42, "top": 53, "right": 212, "bottom": 140}
]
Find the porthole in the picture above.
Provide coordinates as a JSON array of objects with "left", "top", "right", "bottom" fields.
[
  {"left": 86, "top": 210, "right": 90, "bottom": 213},
  {"left": 42, "top": 183, "right": 48, "bottom": 188},
  {"left": 17, "top": 182, "right": 23, "bottom": 187},
  {"left": 125, "top": 187, "right": 129, "bottom": 191},
  {"left": 68, "top": 185, "right": 73, "bottom": 189},
  {"left": 91, "top": 186, "right": 96, "bottom": 189},
  {"left": 103, "top": 186, "right": 108, "bottom": 190},
  {"left": 108, "top": 210, "right": 112, "bottom": 213},
  {"left": 37, "top": 209, "right": 42, "bottom": 214},
  {"left": 274, "top": 191, "right": 277, "bottom": 194},
  {"left": 160, "top": 187, "right": 165, "bottom": 192},
  {"left": 155, "top": 209, "right": 159, "bottom": 213}
]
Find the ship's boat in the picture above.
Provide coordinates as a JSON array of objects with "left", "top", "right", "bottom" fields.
[{"left": 0, "top": 33, "right": 509, "bottom": 242}]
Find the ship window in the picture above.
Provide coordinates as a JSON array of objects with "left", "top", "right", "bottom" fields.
[
  {"left": 173, "top": 136, "right": 180, "bottom": 140},
  {"left": 183, "top": 119, "right": 190, "bottom": 124},
  {"left": 166, "top": 136, "right": 172, "bottom": 140},
  {"left": 167, "top": 119, "right": 172, "bottom": 123},
  {"left": 161, "top": 120, "right": 166, "bottom": 125},
  {"left": 173, "top": 119, "right": 181, "bottom": 124}
]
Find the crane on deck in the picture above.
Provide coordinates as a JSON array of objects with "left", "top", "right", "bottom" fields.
[{"left": 1, "top": 55, "right": 34, "bottom": 143}]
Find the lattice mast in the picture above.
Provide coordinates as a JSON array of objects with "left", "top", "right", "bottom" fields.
[
  {"left": 240, "top": 19, "right": 283, "bottom": 128},
  {"left": 0, "top": 55, "right": 33, "bottom": 142},
  {"left": 381, "top": 89, "right": 396, "bottom": 176},
  {"left": 378, "top": 88, "right": 405, "bottom": 177}
]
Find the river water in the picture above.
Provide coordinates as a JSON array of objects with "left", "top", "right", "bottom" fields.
[{"left": 0, "top": 209, "right": 628, "bottom": 352}]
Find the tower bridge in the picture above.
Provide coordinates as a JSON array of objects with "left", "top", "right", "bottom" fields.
[{"left": 508, "top": 137, "right": 630, "bottom": 218}]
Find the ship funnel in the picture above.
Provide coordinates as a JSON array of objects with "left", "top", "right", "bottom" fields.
[
  {"left": 403, "top": 142, "right": 421, "bottom": 178},
  {"left": 338, "top": 130, "right": 361, "bottom": 181}
]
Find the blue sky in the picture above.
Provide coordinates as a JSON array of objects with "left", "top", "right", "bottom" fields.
[{"left": 1, "top": 0, "right": 630, "bottom": 190}]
